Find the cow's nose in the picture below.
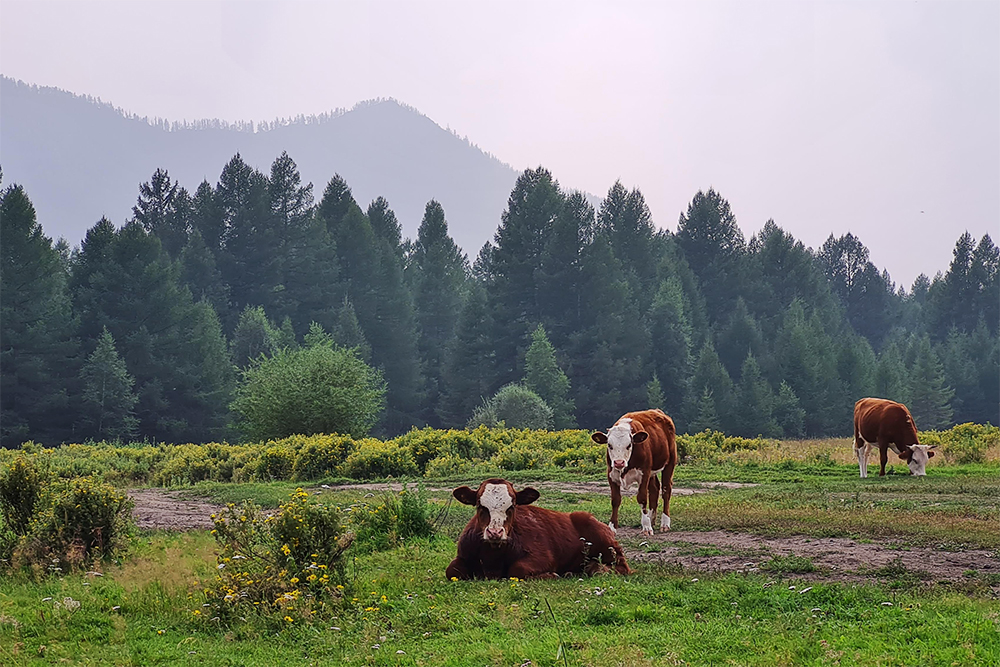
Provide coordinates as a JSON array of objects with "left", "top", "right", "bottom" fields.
[
  {"left": 485, "top": 527, "right": 503, "bottom": 540},
  {"left": 613, "top": 460, "right": 626, "bottom": 469}
]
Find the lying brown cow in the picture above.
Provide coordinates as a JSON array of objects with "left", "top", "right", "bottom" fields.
[
  {"left": 445, "top": 478, "right": 630, "bottom": 580},
  {"left": 854, "top": 397, "right": 936, "bottom": 477},
  {"left": 592, "top": 409, "right": 678, "bottom": 536}
]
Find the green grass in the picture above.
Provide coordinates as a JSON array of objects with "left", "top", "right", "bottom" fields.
[{"left": 1, "top": 532, "right": 998, "bottom": 666}]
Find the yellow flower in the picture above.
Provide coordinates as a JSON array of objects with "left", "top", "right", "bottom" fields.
[
  {"left": 284, "top": 616, "right": 294, "bottom": 623},
  {"left": 290, "top": 577, "right": 299, "bottom": 584},
  {"left": 450, "top": 577, "right": 458, "bottom": 582},
  {"left": 192, "top": 610, "right": 201, "bottom": 615}
]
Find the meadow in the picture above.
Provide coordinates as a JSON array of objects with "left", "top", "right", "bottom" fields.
[{"left": 1, "top": 426, "right": 999, "bottom": 666}]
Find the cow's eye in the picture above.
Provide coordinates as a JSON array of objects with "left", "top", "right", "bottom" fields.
[{"left": 627, "top": 443, "right": 632, "bottom": 449}]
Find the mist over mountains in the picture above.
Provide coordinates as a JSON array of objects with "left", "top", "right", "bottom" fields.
[{"left": 0, "top": 76, "right": 520, "bottom": 256}]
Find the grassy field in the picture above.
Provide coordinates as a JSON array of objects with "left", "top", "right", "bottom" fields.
[{"left": 2, "top": 434, "right": 999, "bottom": 666}]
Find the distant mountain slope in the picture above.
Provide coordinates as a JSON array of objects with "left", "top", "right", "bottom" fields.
[{"left": 0, "top": 77, "right": 519, "bottom": 257}]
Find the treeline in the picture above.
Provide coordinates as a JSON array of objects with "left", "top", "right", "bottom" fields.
[{"left": 2, "top": 154, "right": 997, "bottom": 448}]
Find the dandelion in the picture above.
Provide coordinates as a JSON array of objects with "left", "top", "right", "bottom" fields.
[
  {"left": 158, "top": 629, "right": 165, "bottom": 635},
  {"left": 192, "top": 610, "right": 201, "bottom": 615},
  {"left": 284, "top": 616, "right": 294, "bottom": 622}
]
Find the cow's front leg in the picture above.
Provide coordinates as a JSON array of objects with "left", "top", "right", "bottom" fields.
[
  {"left": 878, "top": 442, "right": 889, "bottom": 477},
  {"left": 637, "top": 476, "right": 653, "bottom": 536},
  {"left": 446, "top": 557, "right": 473, "bottom": 580},
  {"left": 508, "top": 561, "right": 559, "bottom": 580},
  {"left": 608, "top": 479, "right": 622, "bottom": 534}
]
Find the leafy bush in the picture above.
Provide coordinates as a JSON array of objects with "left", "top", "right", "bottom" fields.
[
  {"left": 17, "top": 476, "right": 133, "bottom": 571},
  {"left": 552, "top": 443, "right": 606, "bottom": 470},
  {"left": 423, "top": 452, "right": 480, "bottom": 478},
  {"left": 340, "top": 439, "right": 418, "bottom": 479},
  {"left": 678, "top": 430, "right": 771, "bottom": 461},
  {"left": 467, "top": 384, "right": 554, "bottom": 430},
  {"left": 206, "top": 490, "right": 352, "bottom": 622},
  {"left": 231, "top": 342, "right": 386, "bottom": 441},
  {"left": 490, "top": 442, "right": 553, "bottom": 471},
  {"left": 921, "top": 423, "right": 998, "bottom": 465},
  {"left": 292, "top": 435, "right": 356, "bottom": 480},
  {"left": 349, "top": 485, "right": 436, "bottom": 552},
  {"left": 255, "top": 444, "right": 296, "bottom": 481},
  {"left": 0, "top": 453, "right": 45, "bottom": 536}
]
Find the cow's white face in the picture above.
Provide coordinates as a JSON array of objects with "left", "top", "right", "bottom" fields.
[
  {"left": 904, "top": 444, "right": 936, "bottom": 476},
  {"left": 592, "top": 418, "right": 647, "bottom": 470},
  {"left": 478, "top": 483, "right": 514, "bottom": 542}
]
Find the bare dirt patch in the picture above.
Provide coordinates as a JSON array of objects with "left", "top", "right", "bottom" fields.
[
  {"left": 619, "top": 528, "right": 1000, "bottom": 583},
  {"left": 130, "top": 489, "right": 226, "bottom": 531}
]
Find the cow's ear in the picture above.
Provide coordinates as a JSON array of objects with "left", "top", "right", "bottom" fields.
[
  {"left": 515, "top": 487, "right": 540, "bottom": 506},
  {"left": 591, "top": 432, "right": 608, "bottom": 445},
  {"left": 928, "top": 450, "right": 935, "bottom": 458},
  {"left": 632, "top": 431, "right": 649, "bottom": 444},
  {"left": 453, "top": 486, "right": 478, "bottom": 506}
]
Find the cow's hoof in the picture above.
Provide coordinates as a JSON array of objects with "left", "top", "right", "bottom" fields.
[
  {"left": 660, "top": 514, "right": 671, "bottom": 531},
  {"left": 641, "top": 528, "right": 654, "bottom": 537},
  {"left": 607, "top": 521, "right": 617, "bottom": 535}
]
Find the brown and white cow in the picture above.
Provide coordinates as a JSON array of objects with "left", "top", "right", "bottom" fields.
[
  {"left": 445, "top": 478, "right": 630, "bottom": 580},
  {"left": 854, "top": 397, "right": 936, "bottom": 477},
  {"left": 591, "top": 409, "right": 678, "bottom": 536}
]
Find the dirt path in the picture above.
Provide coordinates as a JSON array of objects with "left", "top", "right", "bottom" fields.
[
  {"left": 129, "top": 485, "right": 998, "bottom": 583},
  {"left": 130, "top": 489, "right": 225, "bottom": 531},
  {"left": 617, "top": 528, "right": 1000, "bottom": 583}
]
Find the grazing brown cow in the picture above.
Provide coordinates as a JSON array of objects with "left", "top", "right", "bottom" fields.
[
  {"left": 854, "top": 397, "right": 936, "bottom": 477},
  {"left": 445, "top": 478, "right": 630, "bottom": 580},
  {"left": 591, "top": 409, "right": 678, "bottom": 536}
]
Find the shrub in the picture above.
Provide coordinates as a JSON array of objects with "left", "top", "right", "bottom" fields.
[
  {"left": 340, "top": 439, "right": 417, "bottom": 479},
  {"left": 292, "top": 435, "right": 356, "bottom": 480},
  {"left": 922, "top": 423, "right": 998, "bottom": 465},
  {"left": 206, "top": 490, "right": 352, "bottom": 621},
  {"left": 349, "top": 485, "right": 436, "bottom": 552},
  {"left": 255, "top": 444, "right": 296, "bottom": 481},
  {"left": 423, "top": 453, "right": 479, "bottom": 478},
  {"left": 552, "top": 443, "right": 606, "bottom": 470},
  {"left": 490, "top": 442, "right": 553, "bottom": 471},
  {"left": 467, "top": 384, "right": 553, "bottom": 430},
  {"left": 18, "top": 476, "right": 133, "bottom": 571},
  {"left": 231, "top": 342, "right": 386, "bottom": 441},
  {"left": 678, "top": 430, "right": 770, "bottom": 461},
  {"left": 0, "top": 454, "right": 45, "bottom": 536}
]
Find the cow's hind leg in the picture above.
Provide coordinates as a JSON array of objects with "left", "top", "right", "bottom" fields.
[
  {"left": 660, "top": 463, "right": 675, "bottom": 531},
  {"left": 637, "top": 476, "right": 653, "bottom": 536},
  {"left": 647, "top": 474, "right": 660, "bottom": 528},
  {"left": 855, "top": 439, "right": 869, "bottom": 479}
]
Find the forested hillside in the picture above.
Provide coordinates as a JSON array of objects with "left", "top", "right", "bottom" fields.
[{"left": 2, "top": 154, "right": 996, "bottom": 448}]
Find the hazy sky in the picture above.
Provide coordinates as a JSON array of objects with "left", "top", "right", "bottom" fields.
[{"left": 2, "top": 0, "right": 997, "bottom": 287}]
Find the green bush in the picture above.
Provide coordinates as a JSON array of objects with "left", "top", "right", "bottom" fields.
[
  {"left": 678, "top": 430, "right": 770, "bottom": 461},
  {"left": 0, "top": 453, "right": 45, "bottom": 536},
  {"left": 467, "top": 384, "right": 554, "bottom": 430},
  {"left": 552, "top": 443, "right": 606, "bottom": 469},
  {"left": 921, "top": 423, "right": 998, "bottom": 465},
  {"left": 292, "top": 435, "right": 356, "bottom": 480},
  {"left": 255, "top": 444, "right": 296, "bottom": 481},
  {"left": 340, "top": 439, "right": 417, "bottom": 479},
  {"left": 18, "top": 476, "right": 133, "bottom": 571},
  {"left": 423, "top": 453, "right": 480, "bottom": 478},
  {"left": 206, "top": 490, "right": 352, "bottom": 622},
  {"left": 349, "top": 485, "right": 436, "bottom": 553},
  {"left": 490, "top": 442, "right": 553, "bottom": 471},
  {"left": 231, "top": 342, "right": 386, "bottom": 441}
]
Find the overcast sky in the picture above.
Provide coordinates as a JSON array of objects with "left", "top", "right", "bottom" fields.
[{"left": 2, "top": 0, "right": 997, "bottom": 288}]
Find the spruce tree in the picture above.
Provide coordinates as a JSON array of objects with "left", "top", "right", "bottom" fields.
[
  {"left": 0, "top": 184, "right": 78, "bottom": 447},
  {"left": 734, "top": 354, "right": 780, "bottom": 438},
  {"left": 647, "top": 277, "right": 693, "bottom": 416},
  {"left": 230, "top": 306, "right": 280, "bottom": 369},
  {"left": 438, "top": 284, "right": 496, "bottom": 427},
  {"left": 688, "top": 387, "right": 721, "bottom": 434},
  {"left": 133, "top": 168, "right": 190, "bottom": 257},
  {"left": 688, "top": 341, "right": 736, "bottom": 434},
  {"left": 874, "top": 339, "right": 909, "bottom": 403},
  {"left": 907, "top": 335, "right": 954, "bottom": 429},
  {"left": 646, "top": 375, "right": 667, "bottom": 413},
  {"left": 330, "top": 299, "right": 372, "bottom": 362},
  {"left": 409, "top": 200, "right": 468, "bottom": 425},
  {"left": 78, "top": 327, "right": 138, "bottom": 441},
  {"left": 772, "top": 381, "right": 806, "bottom": 438},
  {"left": 524, "top": 325, "right": 575, "bottom": 429}
]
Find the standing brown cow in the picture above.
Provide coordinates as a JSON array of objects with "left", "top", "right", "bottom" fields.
[
  {"left": 591, "top": 409, "right": 678, "bottom": 536},
  {"left": 854, "top": 397, "right": 937, "bottom": 477},
  {"left": 445, "top": 478, "right": 630, "bottom": 580}
]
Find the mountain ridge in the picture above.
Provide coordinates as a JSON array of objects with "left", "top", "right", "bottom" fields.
[{"left": 0, "top": 76, "right": 525, "bottom": 257}]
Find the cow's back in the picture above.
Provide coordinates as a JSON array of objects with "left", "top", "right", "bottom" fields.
[
  {"left": 855, "top": 398, "right": 918, "bottom": 445},
  {"left": 622, "top": 409, "right": 677, "bottom": 471}
]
